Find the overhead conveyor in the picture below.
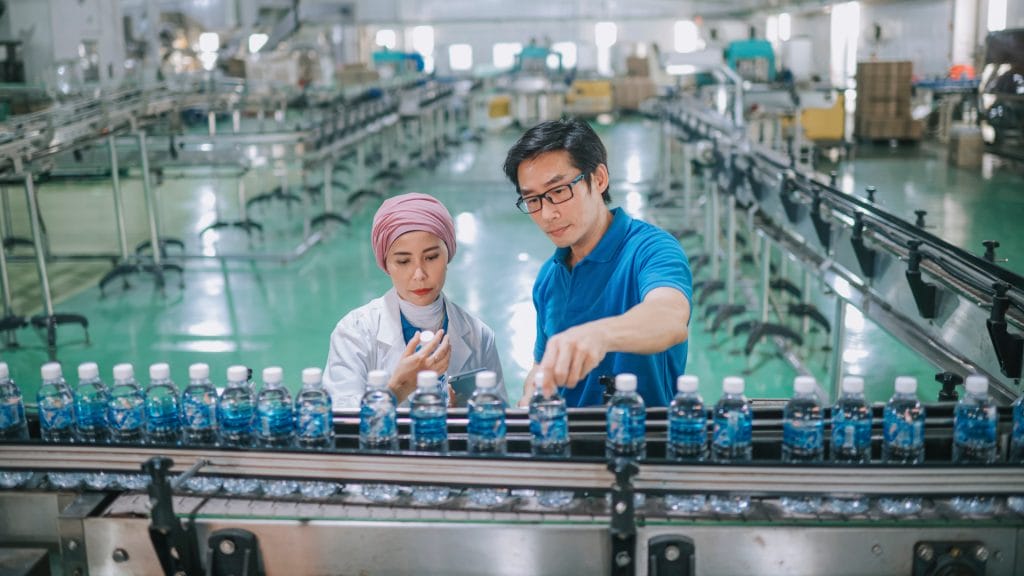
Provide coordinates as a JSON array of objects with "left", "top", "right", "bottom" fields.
[
  {"left": 0, "top": 77, "right": 468, "bottom": 354},
  {"left": 658, "top": 95, "right": 1023, "bottom": 404}
]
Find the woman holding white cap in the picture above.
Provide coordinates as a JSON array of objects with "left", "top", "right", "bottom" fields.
[{"left": 323, "top": 193, "right": 505, "bottom": 408}]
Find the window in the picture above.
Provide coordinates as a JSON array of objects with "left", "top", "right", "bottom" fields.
[
  {"left": 674, "top": 20, "right": 703, "bottom": 53},
  {"left": 595, "top": 22, "right": 617, "bottom": 76},
  {"left": 449, "top": 44, "right": 473, "bottom": 71},
  {"left": 493, "top": 42, "right": 522, "bottom": 69},
  {"left": 595, "top": 22, "right": 617, "bottom": 48},
  {"left": 375, "top": 29, "right": 396, "bottom": 50},
  {"left": 779, "top": 13, "right": 792, "bottom": 42},
  {"left": 410, "top": 26, "right": 435, "bottom": 73},
  {"left": 549, "top": 41, "right": 577, "bottom": 69},
  {"left": 248, "top": 33, "right": 269, "bottom": 54},
  {"left": 830, "top": 2, "right": 861, "bottom": 88},
  {"left": 766, "top": 16, "right": 779, "bottom": 44},
  {"left": 988, "top": 0, "right": 1007, "bottom": 32},
  {"left": 198, "top": 32, "right": 219, "bottom": 53}
]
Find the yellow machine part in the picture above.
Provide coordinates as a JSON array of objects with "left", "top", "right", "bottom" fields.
[
  {"left": 566, "top": 79, "right": 613, "bottom": 101},
  {"left": 489, "top": 95, "right": 512, "bottom": 118},
  {"left": 785, "top": 93, "right": 845, "bottom": 142}
]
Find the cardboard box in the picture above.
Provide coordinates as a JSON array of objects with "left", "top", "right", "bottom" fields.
[
  {"left": 948, "top": 126, "right": 983, "bottom": 167},
  {"left": 626, "top": 56, "right": 649, "bottom": 77},
  {"left": 612, "top": 77, "right": 657, "bottom": 111}
]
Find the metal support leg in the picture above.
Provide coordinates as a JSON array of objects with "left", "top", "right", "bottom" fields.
[
  {"left": 23, "top": 172, "right": 88, "bottom": 351},
  {"left": 1, "top": 185, "right": 31, "bottom": 250},
  {"left": 710, "top": 182, "right": 720, "bottom": 279},
  {"left": 0, "top": 193, "right": 27, "bottom": 343},
  {"left": 682, "top": 143, "right": 694, "bottom": 227},
  {"left": 830, "top": 298, "right": 848, "bottom": 400},
  {"left": 727, "top": 194, "right": 737, "bottom": 305},
  {"left": 99, "top": 135, "right": 176, "bottom": 293},
  {"left": 312, "top": 160, "right": 348, "bottom": 228},
  {"left": 135, "top": 131, "right": 184, "bottom": 259}
]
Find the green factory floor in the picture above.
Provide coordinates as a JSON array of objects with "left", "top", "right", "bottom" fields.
[{"left": 1, "top": 117, "right": 1021, "bottom": 407}]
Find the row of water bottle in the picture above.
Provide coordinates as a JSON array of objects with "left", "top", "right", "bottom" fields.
[
  {"left": 652, "top": 372, "right": 1024, "bottom": 516},
  {"left": 0, "top": 361, "right": 335, "bottom": 449},
  {"left": 358, "top": 369, "right": 574, "bottom": 507}
]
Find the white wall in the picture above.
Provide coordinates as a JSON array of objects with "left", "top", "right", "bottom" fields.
[{"left": 859, "top": 0, "right": 954, "bottom": 77}]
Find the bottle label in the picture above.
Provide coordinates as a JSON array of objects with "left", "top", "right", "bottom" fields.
[
  {"left": 713, "top": 412, "right": 752, "bottom": 448},
  {"left": 530, "top": 412, "right": 568, "bottom": 445},
  {"left": 0, "top": 398, "right": 25, "bottom": 430},
  {"left": 259, "top": 407, "right": 293, "bottom": 436},
  {"left": 40, "top": 399, "right": 74, "bottom": 431},
  {"left": 182, "top": 392, "right": 217, "bottom": 430},
  {"left": 783, "top": 420, "right": 824, "bottom": 452},
  {"left": 669, "top": 418, "right": 706, "bottom": 447},
  {"left": 108, "top": 395, "right": 144, "bottom": 431},
  {"left": 468, "top": 411, "right": 506, "bottom": 441},
  {"left": 832, "top": 420, "right": 871, "bottom": 451},
  {"left": 607, "top": 406, "right": 645, "bottom": 445},
  {"left": 220, "top": 406, "right": 254, "bottom": 433},
  {"left": 359, "top": 404, "right": 396, "bottom": 441},
  {"left": 146, "top": 400, "right": 180, "bottom": 432},
  {"left": 883, "top": 410, "right": 923, "bottom": 449},
  {"left": 954, "top": 412, "right": 996, "bottom": 445},
  {"left": 411, "top": 414, "right": 446, "bottom": 446},
  {"left": 75, "top": 401, "right": 107, "bottom": 430}
]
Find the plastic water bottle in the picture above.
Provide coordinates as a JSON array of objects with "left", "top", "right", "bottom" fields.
[
  {"left": 107, "top": 363, "right": 145, "bottom": 444},
  {"left": 181, "top": 363, "right": 218, "bottom": 445},
  {"left": 949, "top": 375, "right": 998, "bottom": 515},
  {"left": 296, "top": 367, "right": 334, "bottom": 450},
  {"left": 218, "top": 365, "right": 255, "bottom": 447},
  {"left": 1012, "top": 392, "right": 1024, "bottom": 463},
  {"left": 529, "top": 370, "right": 570, "bottom": 457},
  {"left": 418, "top": 331, "right": 449, "bottom": 406},
  {"left": 37, "top": 362, "right": 75, "bottom": 442},
  {"left": 528, "top": 370, "right": 574, "bottom": 508},
  {"left": 709, "top": 376, "right": 753, "bottom": 515},
  {"left": 1011, "top": 393, "right": 1024, "bottom": 515},
  {"left": 468, "top": 371, "right": 506, "bottom": 453},
  {"left": 668, "top": 375, "right": 707, "bottom": 460},
  {"left": 145, "top": 363, "right": 181, "bottom": 445},
  {"left": 606, "top": 373, "right": 646, "bottom": 459},
  {"left": 665, "top": 375, "right": 707, "bottom": 513},
  {"left": 360, "top": 370, "right": 400, "bottom": 502},
  {"left": 467, "top": 371, "right": 508, "bottom": 506},
  {"left": 410, "top": 370, "right": 449, "bottom": 504},
  {"left": 0, "top": 362, "right": 28, "bottom": 439},
  {"left": 359, "top": 369, "right": 398, "bottom": 450},
  {"left": 827, "top": 376, "right": 872, "bottom": 515},
  {"left": 256, "top": 367, "right": 294, "bottom": 448},
  {"left": 780, "top": 376, "right": 824, "bottom": 514},
  {"left": 74, "top": 362, "right": 109, "bottom": 443},
  {"left": 879, "top": 376, "right": 925, "bottom": 516}
]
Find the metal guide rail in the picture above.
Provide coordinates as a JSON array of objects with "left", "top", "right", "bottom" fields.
[
  {"left": 659, "top": 97, "right": 1024, "bottom": 403},
  {"left": 1, "top": 407, "right": 1023, "bottom": 575},
  {"left": 0, "top": 78, "right": 454, "bottom": 175}
]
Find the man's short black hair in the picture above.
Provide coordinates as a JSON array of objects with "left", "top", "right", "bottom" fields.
[{"left": 503, "top": 117, "right": 611, "bottom": 204}]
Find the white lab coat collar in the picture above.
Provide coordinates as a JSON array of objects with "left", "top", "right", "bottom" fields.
[{"left": 377, "top": 288, "right": 472, "bottom": 372}]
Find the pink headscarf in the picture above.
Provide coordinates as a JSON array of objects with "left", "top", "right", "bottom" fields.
[{"left": 371, "top": 193, "right": 457, "bottom": 272}]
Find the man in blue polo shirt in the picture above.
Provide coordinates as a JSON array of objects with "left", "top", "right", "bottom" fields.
[{"left": 503, "top": 118, "right": 693, "bottom": 407}]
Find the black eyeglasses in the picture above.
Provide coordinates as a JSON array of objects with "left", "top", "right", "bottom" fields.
[{"left": 516, "top": 173, "right": 587, "bottom": 214}]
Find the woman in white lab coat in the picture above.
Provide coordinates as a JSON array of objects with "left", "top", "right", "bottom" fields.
[{"left": 323, "top": 193, "right": 505, "bottom": 408}]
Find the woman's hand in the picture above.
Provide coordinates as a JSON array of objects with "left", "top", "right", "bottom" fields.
[{"left": 388, "top": 329, "right": 452, "bottom": 403}]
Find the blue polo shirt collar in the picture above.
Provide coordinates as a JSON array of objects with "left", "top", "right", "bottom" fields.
[{"left": 555, "top": 208, "right": 630, "bottom": 268}]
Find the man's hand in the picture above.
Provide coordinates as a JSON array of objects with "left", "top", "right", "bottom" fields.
[
  {"left": 538, "top": 323, "right": 608, "bottom": 394},
  {"left": 388, "top": 329, "right": 451, "bottom": 403}
]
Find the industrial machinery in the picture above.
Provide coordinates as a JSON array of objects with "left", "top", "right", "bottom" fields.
[
  {"left": 1, "top": 405, "right": 1022, "bottom": 576},
  {"left": 724, "top": 40, "right": 776, "bottom": 84},
  {"left": 979, "top": 28, "right": 1024, "bottom": 160}
]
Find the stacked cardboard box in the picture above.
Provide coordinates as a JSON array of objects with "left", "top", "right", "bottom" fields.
[
  {"left": 855, "top": 61, "right": 924, "bottom": 141},
  {"left": 612, "top": 77, "right": 657, "bottom": 111},
  {"left": 947, "top": 125, "right": 984, "bottom": 168}
]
